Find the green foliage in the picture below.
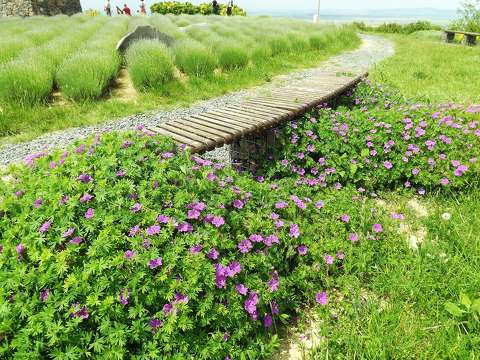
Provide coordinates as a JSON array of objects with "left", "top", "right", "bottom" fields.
[
  {"left": 0, "top": 129, "right": 390, "bottom": 358},
  {"left": 150, "top": 1, "right": 246, "bottom": 16},
  {"left": 217, "top": 44, "right": 249, "bottom": 70},
  {"left": 354, "top": 20, "right": 441, "bottom": 34},
  {"left": 173, "top": 39, "right": 218, "bottom": 76},
  {"left": 451, "top": 0, "right": 480, "bottom": 32},
  {"left": 265, "top": 82, "right": 480, "bottom": 191},
  {"left": 126, "top": 40, "right": 176, "bottom": 90}
]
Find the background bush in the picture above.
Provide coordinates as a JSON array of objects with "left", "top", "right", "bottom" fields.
[
  {"left": 126, "top": 40, "right": 175, "bottom": 90},
  {"left": 173, "top": 39, "right": 218, "bottom": 76},
  {"left": 150, "top": 1, "right": 246, "bottom": 16}
]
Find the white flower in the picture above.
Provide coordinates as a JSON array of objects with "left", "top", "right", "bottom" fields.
[{"left": 441, "top": 212, "right": 451, "bottom": 221}]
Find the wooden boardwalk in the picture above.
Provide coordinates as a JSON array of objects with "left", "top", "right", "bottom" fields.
[{"left": 147, "top": 72, "right": 365, "bottom": 153}]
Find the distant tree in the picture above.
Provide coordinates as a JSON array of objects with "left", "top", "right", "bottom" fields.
[{"left": 453, "top": 0, "right": 480, "bottom": 32}]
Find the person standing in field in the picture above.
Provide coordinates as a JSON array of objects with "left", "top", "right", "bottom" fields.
[
  {"left": 123, "top": 3, "right": 132, "bottom": 15},
  {"left": 104, "top": 0, "right": 112, "bottom": 16},
  {"left": 139, "top": 0, "right": 146, "bottom": 15},
  {"left": 226, "top": 0, "right": 233, "bottom": 16},
  {"left": 212, "top": 0, "right": 219, "bottom": 15}
]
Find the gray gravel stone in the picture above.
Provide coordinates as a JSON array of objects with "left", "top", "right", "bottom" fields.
[{"left": 0, "top": 34, "right": 394, "bottom": 166}]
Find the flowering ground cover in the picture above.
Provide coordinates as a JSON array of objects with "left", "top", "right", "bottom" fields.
[{"left": 0, "top": 82, "right": 478, "bottom": 358}]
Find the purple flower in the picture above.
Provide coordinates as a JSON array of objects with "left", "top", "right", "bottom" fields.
[
  {"left": 146, "top": 225, "right": 161, "bottom": 236},
  {"left": 148, "top": 257, "right": 163, "bottom": 269},
  {"left": 174, "top": 293, "right": 189, "bottom": 304},
  {"left": 267, "top": 275, "right": 279, "bottom": 292},
  {"left": 275, "top": 201, "right": 288, "bottom": 209},
  {"left": 161, "top": 152, "right": 174, "bottom": 159},
  {"left": 131, "top": 203, "right": 142, "bottom": 213},
  {"left": 297, "top": 245, "right": 308, "bottom": 256},
  {"left": 15, "top": 190, "right": 24, "bottom": 198},
  {"left": 324, "top": 254, "right": 334, "bottom": 265},
  {"left": 69, "top": 237, "right": 83, "bottom": 245},
  {"left": 149, "top": 318, "right": 163, "bottom": 333},
  {"left": 75, "top": 144, "right": 86, "bottom": 154},
  {"left": 63, "top": 228, "right": 75, "bottom": 238},
  {"left": 77, "top": 174, "right": 92, "bottom": 183},
  {"left": 232, "top": 199, "right": 244, "bottom": 209},
  {"left": 271, "top": 301, "right": 279, "bottom": 315},
  {"left": 190, "top": 244, "right": 203, "bottom": 254},
  {"left": 129, "top": 225, "right": 140, "bottom": 237},
  {"left": 349, "top": 233, "right": 359, "bottom": 242},
  {"left": 211, "top": 216, "right": 225, "bottom": 228},
  {"left": 336, "top": 251, "right": 345, "bottom": 260},
  {"left": 289, "top": 223, "right": 300, "bottom": 238},
  {"left": 316, "top": 291, "right": 328, "bottom": 306},
  {"left": 207, "top": 248, "right": 219, "bottom": 260},
  {"left": 383, "top": 161, "right": 393, "bottom": 170},
  {"left": 187, "top": 209, "right": 201, "bottom": 219},
  {"left": 118, "top": 288, "right": 131, "bottom": 306},
  {"left": 116, "top": 170, "right": 126, "bottom": 177},
  {"left": 238, "top": 239, "right": 253, "bottom": 254},
  {"left": 264, "top": 234, "right": 279, "bottom": 247},
  {"left": 236, "top": 283, "right": 248, "bottom": 296},
  {"left": 340, "top": 214, "right": 350, "bottom": 223},
  {"left": 16, "top": 244, "right": 25, "bottom": 255},
  {"left": 412, "top": 168, "right": 420, "bottom": 176},
  {"left": 263, "top": 313, "right": 273, "bottom": 328},
  {"left": 249, "top": 234, "right": 264, "bottom": 243},
  {"left": 440, "top": 178, "right": 450, "bottom": 186},
  {"left": 39, "top": 221, "right": 51, "bottom": 233},
  {"left": 157, "top": 214, "right": 170, "bottom": 223},
  {"left": 176, "top": 222, "right": 193, "bottom": 233},
  {"left": 124, "top": 250, "right": 135, "bottom": 260},
  {"left": 33, "top": 198, "right": 43, "bottom": 208},
  {"left": 79, "top": 193, "right": 93, "bottom": 203},
  {"left": 372, "top": 223, "right": 383, "bottom": 233},
  {"left": 40, "top": 288, "right": 49, "bottom": 302},
  {"left": 73, "top": 306, "right": 89, "bottom": 319},
  {"left": 85, "top": 208, "right": 94, "bottom": 219},
  {"left": 244, "top": 292, "right": 258, "bottom": 315},
  {"left": 315, "top": 201, "right": 324, "bottom": 209},
  {"left": 163, "top": 303, "right": 173, "bottom": 315}
]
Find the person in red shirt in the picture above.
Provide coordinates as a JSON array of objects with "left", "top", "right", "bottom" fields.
[{"left": 123, "top": 4, "right": 132, "bottom": 15}]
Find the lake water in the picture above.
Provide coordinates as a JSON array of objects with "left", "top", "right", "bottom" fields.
[{"left": 248, "top": 8, "right": 457, "bottom": 25}]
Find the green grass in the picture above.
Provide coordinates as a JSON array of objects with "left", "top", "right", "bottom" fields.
[
  {"left": 126, "top": 40, "right": 175, "bottom": 90},
  {"left": 309, "top": 189, "right": 480, "bottom": 359},
  {"left": 173, "top": 39, "right": 218, "bottom": 76},
  {"left": 370, "top": 34, "right": 480, "bottom": 104}
]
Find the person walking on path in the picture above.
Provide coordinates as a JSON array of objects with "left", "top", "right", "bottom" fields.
[
  {"left": 123, "top": 3, "right": 132, "bottom": 15},
  {"left": 104, "top": 0, "right": 112, "bottom": 16},
  {"left": 226, "top": 0, "right": 233, "bottom": 16},
  {"left": 212, "top": 0, "right": 220, "bottom": 15},
  {"left": 139, "top": 0, "right": 147, "bottom": 15}
]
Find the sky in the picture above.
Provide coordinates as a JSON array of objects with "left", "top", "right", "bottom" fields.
[{"left": 81, "top": 0, "right": 462, "bottom": 11}]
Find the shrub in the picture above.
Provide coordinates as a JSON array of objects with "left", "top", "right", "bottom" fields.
[
  {"left": 56, "top": 51, "right": 121, "bottom": 101},
  {"left": 0, "top": 130, "right": 389, "bottom": 358},
  {"left": 265, "top": 82, "right": 480, "bottom": 191},
  {"left": 309, "top": 33, "right": 329, "bottom": 50},
  {"left": 217, "top": 44, "right": 249, "bottom": 70},
  {"left": 126, "top": 40, "right": 175, "bottom": 90},
  {"left": 354, "top": 20, "right": 441, "bottom": 34},
  {"left": 150, "top": 1, "right": 246, "bottom": 16},
  {"left": 452, "top": 0, "right": 480, "bottom": 32},
  {"left": 0, "top": 59, "right": 52, "bottom": 106},
  {"left": 267, "top": 36, "right": 291, "bottom": 56},
  {"left": 173, "top": 39, "right": 217, "bottom": 76}
]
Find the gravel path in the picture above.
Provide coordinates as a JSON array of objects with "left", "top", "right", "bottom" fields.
[{"left": 0, "top": 34, "right": 394, "bottom": 166}]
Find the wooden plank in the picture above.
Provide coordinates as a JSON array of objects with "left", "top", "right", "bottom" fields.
[
  {"left": 233, "top": 104, "right": 291, "bottom": 119},
  {"left": 201, "top": 112, "right": 264, "bottom": 132},
  {"left": 243, "top": 99, "right": 305, "bottom": 112},
  {"left": 172, "top": 119, "right": 236, "bottom": 143},
  {"left": 209, "top": 109, "right": 271, "bottom": 127},
  {"left": 156, "top": 124, "right": 216, "bottom": 150},
  {"left": 256, "top": 96, "right": 311, "bottom": 107},
  {"left": 218, "top": 106, "right": 285, "bottom": 120},
  {"left": 168, "top": 120, "right": 228, "bottom": 144},
  {"left": 148, "top": 126, "right": 201, "bottom": 149},
  {"left": 190, "top": 114, "right": 250, "bottom": 133},
  {"left": 186, "top": 117, "right": 242, "bottom": 136},
  {"left": 218, "top": 107, "right": 283, "bottom": 128}
]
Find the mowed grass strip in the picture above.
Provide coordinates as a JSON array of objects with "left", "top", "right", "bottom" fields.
[{"left": 370, "top": 34, "right": 480, "bottom": 104}]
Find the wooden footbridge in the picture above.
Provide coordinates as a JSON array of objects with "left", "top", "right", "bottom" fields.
[{"left": 146, "top": 72, "right": 365, "bottom": 154}]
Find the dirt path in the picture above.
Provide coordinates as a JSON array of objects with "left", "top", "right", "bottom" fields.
[{"left": 0, "top": 34, "right": 394, "bottom": 166}]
